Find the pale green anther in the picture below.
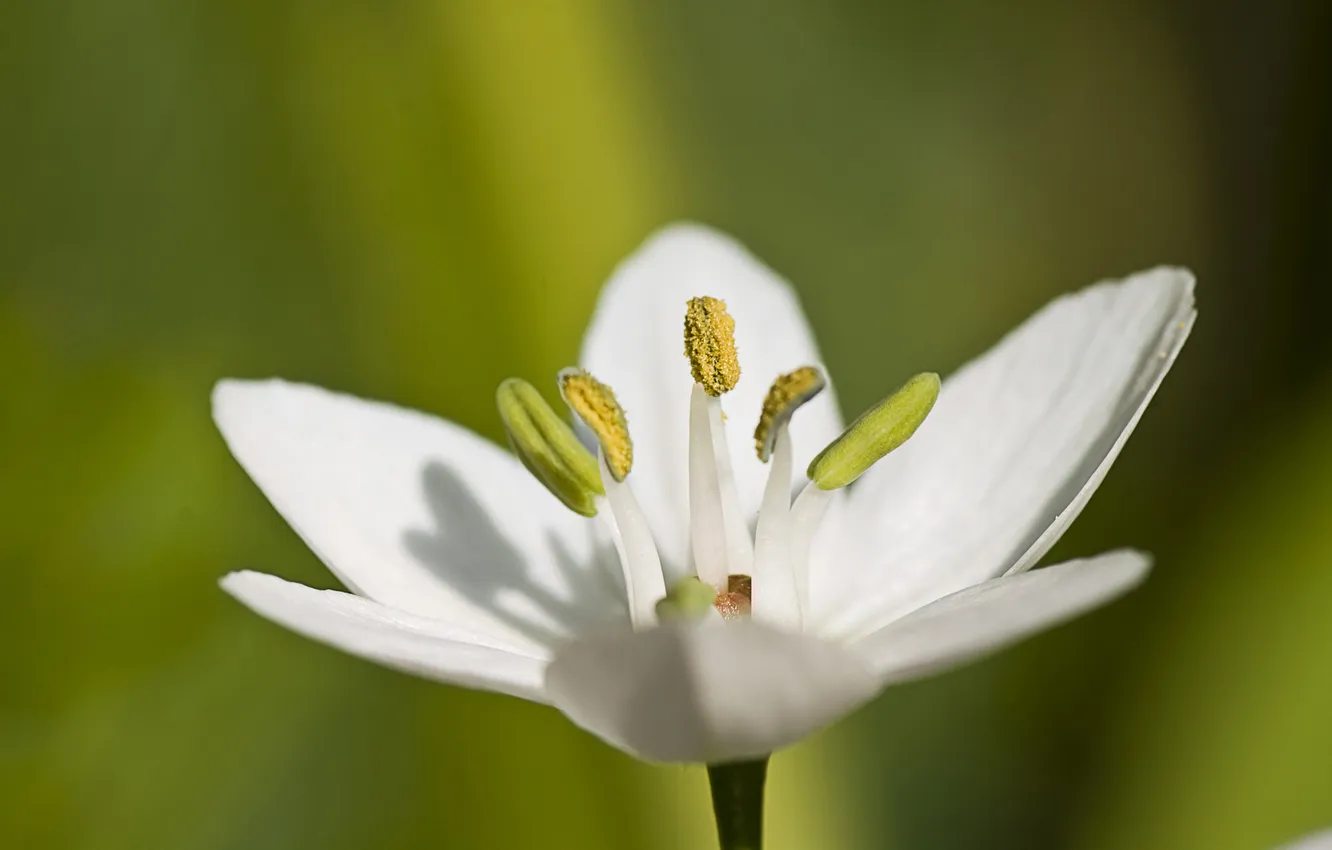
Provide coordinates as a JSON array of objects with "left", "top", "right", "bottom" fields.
[
  {"left": 654, "top": 576, "right": 720, "bottom": 622},
  {"left": 807, "top": 372, "right": 940, "bottom": 490},
  {"left": 496, "top": 378, "right": 604, "bottom": 517}
]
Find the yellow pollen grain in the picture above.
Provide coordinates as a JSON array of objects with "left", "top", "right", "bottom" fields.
[
  {"left": 683, "top": 296, "right": 741, "bottom": 396},
  {"left": 753, "top": 366, "right": 826, "bottom": 461},
  {"left": 558, "top": 368, "right": 633, "bottom": 481}
]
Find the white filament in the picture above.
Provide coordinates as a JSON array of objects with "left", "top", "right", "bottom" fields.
[
  {"left": 598, "top": 451, "right": 665, "bottom": 629},
  {"left": 688, "top": 383, "right": 731, "bottom": 589},
  {"left": 789, "top": 480, "right": 835, "bottom": 623},
  {"left": 753, "top": 427, "right": 801, "bottom": 629},
  {"left": 708, "top": 395, "right": 756, "bottom": 578}
]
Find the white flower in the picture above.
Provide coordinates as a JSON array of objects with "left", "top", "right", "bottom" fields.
[{"left": 216, "top": 223, "right": 1195, "bottom": 764}]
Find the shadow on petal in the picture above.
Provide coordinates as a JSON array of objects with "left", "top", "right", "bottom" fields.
[{"left": 403, "top": 461, "right": 626, "bottom": 648}]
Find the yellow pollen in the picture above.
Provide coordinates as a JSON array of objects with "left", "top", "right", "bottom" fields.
[
  {"left": 753, "top": 366, "right": 826, "bottom": 461},
  {"left": 684, "top": 296, "right": 741, "bottom": 396},
  {"left": 558, "top": 368, "right": 634, "bottom": 481}
]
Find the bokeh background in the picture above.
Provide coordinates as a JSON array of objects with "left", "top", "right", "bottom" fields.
[{"left": 4, "top": 0, "right": 1331, "bottom": 848}]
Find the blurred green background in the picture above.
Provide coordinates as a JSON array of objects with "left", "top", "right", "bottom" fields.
[{"left": 4, "top": 0, "right": 1331, "bottom": 847}]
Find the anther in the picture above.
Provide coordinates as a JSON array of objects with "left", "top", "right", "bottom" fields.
[
  {"left": 558, "top": 368, "right": 634, "bottom": 481},
  {"left": 807, "top": 372, "right": 940, "bottom": 489},
  {"left": 496, "top": 378, "right": 603, "bottom": 516},
  {"left": 683, "top": 296, "right": 741, "bottom": 396},
  {"left": 754, "top": 366, "right": 826, "bottom": 461},
  {"left": 655, "top": 576, "right": 720, "bottom": 622}
]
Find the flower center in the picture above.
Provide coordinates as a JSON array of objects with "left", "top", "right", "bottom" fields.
[
  {"left": 497, "top": 296, "right": 940, "bottom": 633},
  {"left": 714, "top": 575, "right": 754, "bottom": 621}
]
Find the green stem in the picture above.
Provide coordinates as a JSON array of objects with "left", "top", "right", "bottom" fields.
[{"left": 706, "top": 757, "right": 770, "bottom": 850}]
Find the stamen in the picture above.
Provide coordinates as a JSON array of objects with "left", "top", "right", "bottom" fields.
[
  {"left": 789, "top": 480, "right": 836, "bottom": 622},
  {"left": 689, "top": 384, "right": 755, "bottom": 590},
  {"left": 596, "top": 452, "right": 666, "bottom": 629},
  {"left": 752, "top": 426, "right": 801, "bottom": 629},
  {"left": 684, "top": 296, "right": 741, "bottom": 396},
  {"left": 558, "top": 368, "right": 633, "bottom": 481},
  {"left": 807, "top": 372, "right": 940, "bottom": 489},
  {"left": 682, "top": 296, "right": 751, "bottom": 590},
  {"left": 689, "top": 383, "right": 731, "bottom": 589},
  {"left": 708, "top": 395, "right": 755, "bottom": 576},
  {"left": 496, "top": 378, "right": 603, "bottom": 517},
  {"left": 753, "top": 366, "right": 826, "bottom": 462}
]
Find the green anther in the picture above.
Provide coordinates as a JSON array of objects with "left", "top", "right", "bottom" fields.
[
  {"left": 654, "top": 576, "right": 720, "bottom": 622},
  {"left": 497, "top": 378, "right": 604, "bottom": 517},
  {"left": 807, "top": 372, "right": 940, "bottom": 490}
]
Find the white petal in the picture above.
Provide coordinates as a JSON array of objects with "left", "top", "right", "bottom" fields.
[
  {"left": 823, "top": 268, "right": 1193, "bottom": 633},
  {"left": 213, "top": 379, "right": 625, "bottom": 655},
  {"left": 545, "top": 620, "right": 877, "bottom": 763},
  {"left": 853, "top": 550, "right": 1150, "bottom": 685},
  {"left": 580, "top": 224, "right": 844, "bottom": 571},
  {"left": 221, "top": 571, "right": 550, "bottom": 702},
  {"left": 1275, "top": 829, "right": 1332, "bottom": 850}
]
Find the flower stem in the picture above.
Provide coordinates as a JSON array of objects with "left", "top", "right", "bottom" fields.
[{"left": 707, "top": 757, "right": 769, "bottom": 850}]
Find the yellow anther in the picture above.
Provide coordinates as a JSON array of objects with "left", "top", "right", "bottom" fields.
[
  {"left": 559, "top": 368, "right": 634, "bottom": 481},
  {"left": 753, "top": 366, "right": 827, "bottom": 461},
  {"left": 684, "top": 296, "right": 741, "bottom": 396}
]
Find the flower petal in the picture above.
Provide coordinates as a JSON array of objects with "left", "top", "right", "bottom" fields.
[
  {"left": 823, "top": 268, "right": 1193, "bottom": 634},
  {"left": 1276, "top": 829, "right": 1332, "bottom": 850},
  {"left": 545, "top": 620, "right": 877, "bottom": 763},
  {"left": 580, "top": 224, "right": 844, "bottom": 572},
  {"left": 213, "top": 379, "right": 625, "bottom": 655},
  {"left": 221, "top": 571, "right": 550, "bottom": 702},
  {"left": 853, "top": 550, "right": 1150, "bottom": 685}
]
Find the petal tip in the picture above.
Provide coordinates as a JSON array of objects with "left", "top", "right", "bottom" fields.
[
  {"left": 211, "top": 378, "right": 243, "bottom": 418},
  {"left": 218, "top": 569, "right": 275, "bottom": 598},
  {"left": 1106, "top": 547, "right": 1155, "bottom": 583},
  {"left": 631, "top": 222, "right": 798, "bottom": 294},
  {"left": 211, "top": 377, "right": 294, "bottom": 426},
  {"left": 642, "top": 221, "right": 737, "bottom": 251},
  {"left": 1127, "top": 265, "right": 1198, "bottom": 311}
]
